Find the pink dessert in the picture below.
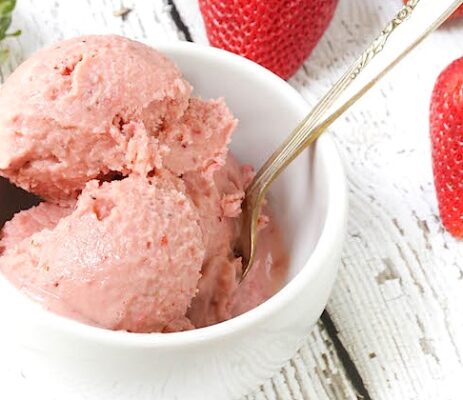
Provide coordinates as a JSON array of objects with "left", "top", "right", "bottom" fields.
[
  {"left": 0, "top": 35, "right": 288, "bottom": 333},
  {"left": 0, "top": 35, "right": 233, "bottom": 202}
]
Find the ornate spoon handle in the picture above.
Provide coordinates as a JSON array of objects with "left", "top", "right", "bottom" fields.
[
  {"left": 248, "top": 0, "right": 461, "bottom": 194},
  {"left": 241, "top": 0, "right": 463, "bottom": 279}
]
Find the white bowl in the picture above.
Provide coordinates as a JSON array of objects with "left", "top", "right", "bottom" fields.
[{"left": 0, "top": 42, "right": 347, "bottom": 400}]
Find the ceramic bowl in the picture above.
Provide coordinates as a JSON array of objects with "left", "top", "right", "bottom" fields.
[{"left": 0, "top": 41, "right": 347, "bottom": 400}]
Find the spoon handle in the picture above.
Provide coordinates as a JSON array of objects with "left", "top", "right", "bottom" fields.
[{"left": 248, "top": 0, "right": 463, "bottom": 194}]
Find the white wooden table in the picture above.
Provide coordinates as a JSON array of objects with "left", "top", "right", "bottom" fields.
[{"left": 1, "top": 1, "right": 462, "bottom": 399}]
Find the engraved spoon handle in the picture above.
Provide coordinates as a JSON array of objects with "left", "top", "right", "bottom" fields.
[
  {"left": 240, "top": 0, "right": 463, "bottom": 280},
  {"left": 248, "top": 0, "right": 462, "bottom": 195}
]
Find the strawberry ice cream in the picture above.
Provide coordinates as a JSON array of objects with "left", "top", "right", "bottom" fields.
[
  {"left": 0, "top": 35, "right": 233, "bottom": 202},
  {"left": 1, "top": 174, "right": 204, "bottom": 332},
  {"left": 185, "top": 155, "right": 288, "bottom": 328},
  {"left": 0, "top": 35, "right": 287, "bottom": 333}
]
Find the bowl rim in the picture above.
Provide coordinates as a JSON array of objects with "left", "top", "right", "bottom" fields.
[{"left": 2, "top": 41, "right": 347, "bottom": 349}]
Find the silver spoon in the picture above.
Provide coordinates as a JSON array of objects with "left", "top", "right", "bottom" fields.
[{"left": 239, "top": 0, "right": 463, "bottom": 280}]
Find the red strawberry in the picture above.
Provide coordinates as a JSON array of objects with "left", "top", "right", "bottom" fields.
[
  {"left": 199, "top": 0, "right": 338, "bottom": 80},
  {"left": 430, "top": 58, "right": 463, "bottom": 238},
  {"left": 402, "top": 0, "right": 463, "bottom": 20},
  {"left": 453, "top": 7, "right": 463, "bottom": 19}
]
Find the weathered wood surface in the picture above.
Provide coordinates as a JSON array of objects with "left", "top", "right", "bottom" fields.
[{"left": 1, "top": 0, "right": 462, "bottom": 399}]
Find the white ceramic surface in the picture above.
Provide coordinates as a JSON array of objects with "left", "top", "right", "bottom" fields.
[{"left": 0, "top": 42, "right": 346, "bottom": 400}]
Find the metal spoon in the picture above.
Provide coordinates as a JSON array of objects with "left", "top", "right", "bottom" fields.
[{"left": 239, "top": 0, "right": 463, "bottom": 281}]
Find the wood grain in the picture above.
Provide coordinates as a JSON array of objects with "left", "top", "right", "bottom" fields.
[{"left": 1, "top": 0, "right": 462, "bottom": 399}]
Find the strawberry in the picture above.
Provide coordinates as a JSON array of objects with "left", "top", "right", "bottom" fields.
[
  {"left": 430, "top": 57, "right": 463, "bottom": 238},
  {"left": 402, "top": 0, "right": 463, "bottom": 20},
  {"left": 453, "top": 7, "right": 463, "bottom": 20},
  {"left": 198, "top": 0, "right": 338, "bottom": 80}
]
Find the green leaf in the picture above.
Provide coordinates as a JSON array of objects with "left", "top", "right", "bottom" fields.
[
  {"left": 0, "top": 0, "right": 19, "bottom": 63},
  {"left": 0, "top": 15, "right": 12, "bottom": 39},
  {"left": 0, "top": 47, "right": 9, "bottom": 63},
  {"left": 0, "top": 0, "right": 16, "bottom": 16},
  {"left": 5, "top": 28, "right": 20, "bottom": 37}
]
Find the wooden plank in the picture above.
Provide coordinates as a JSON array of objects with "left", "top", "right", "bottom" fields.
[
  {"left": 247, "top": 319, "right": 361, "bottom": 400},
  {"left": 167, "top": 0, "right": 193, "bottom": 42},
  {"left": 301, "top": 2, "right": 463, "bottom": 399}
]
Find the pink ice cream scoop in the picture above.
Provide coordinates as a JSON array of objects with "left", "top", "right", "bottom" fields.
[
  {"left": 1, "top": 174, "right": 204, "bottom": 332},
  {"left": 0, "top": 35, "right": 288, "bottom": 333},
  {"left": 0, "top": 35, "right": 235, "bottom": 202}
]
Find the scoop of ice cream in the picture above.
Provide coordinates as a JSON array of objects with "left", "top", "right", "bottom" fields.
[
  {"left": 0, "top": 174, "right": 205, "bottom": 332},
  {"left": 0, "top": 35, "right": 238, "bottom": 203},
  {"left": 0, "top": 35, "right": 192, "bottom": 202}
]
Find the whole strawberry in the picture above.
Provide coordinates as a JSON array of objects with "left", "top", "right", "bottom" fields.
[
  {"left": 199, "top": 0, "right": 338, "bottom": 80},
  {"left": 430, "top": 58, "right": 463, "bottom": 238}
]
